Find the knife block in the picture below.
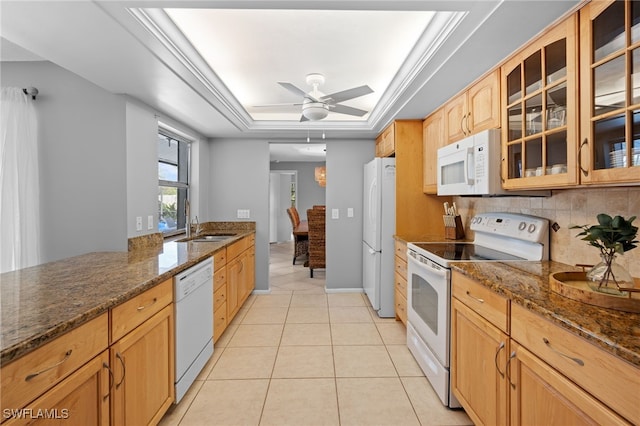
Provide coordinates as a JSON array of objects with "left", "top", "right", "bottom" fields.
[{"left": 444, "top": 215, "right": 465, "bottom": 240}]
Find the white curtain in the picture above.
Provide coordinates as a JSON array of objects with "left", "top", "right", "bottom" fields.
[{"left": 0, "top": 87, "right": 40, "bottom": 273}]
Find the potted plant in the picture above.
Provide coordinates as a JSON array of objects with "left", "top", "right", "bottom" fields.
[{"left": 571, "top": 214, "right": 637, "bottom": 295}]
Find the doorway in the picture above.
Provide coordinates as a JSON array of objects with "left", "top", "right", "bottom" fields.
[{"left": 269, "top": 170, "right": 297, "bottom": 243}]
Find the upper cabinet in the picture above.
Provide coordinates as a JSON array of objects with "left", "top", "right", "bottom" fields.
[
  {"left": 422, "top": 107, "right": 445, "bottom": 194},
  {"left": 579, "top": 0, "right": 640, "bottom": 185},
  {"left": 375, "top": 124, "right": 395, "bottom": 157},
  {"left": 444, "top": 69, "right": 501, "bottom": 144},
  {"left": 501, "top": 14, "right": 579, "bottom": 189}
]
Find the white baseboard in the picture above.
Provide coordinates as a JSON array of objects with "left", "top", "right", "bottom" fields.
[
  {"left": 251, "top": 289, "right": 271, "bottom": 295},
  {"left": 324, "top": 287, "right": 364, "bottom": 294}
]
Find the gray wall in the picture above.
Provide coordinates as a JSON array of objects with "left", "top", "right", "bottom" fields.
[
  {"left": 1, "top": 61, "right": 128, "bottom": 262},
  {"left": 208, "top": 139, "right": 270, "bottom": 291},
  {"left": 325, "top": 139, "right": 375, "bottom": 291},
  {"left": 270, "top": 161, "right": 326, "bottom": 220}
]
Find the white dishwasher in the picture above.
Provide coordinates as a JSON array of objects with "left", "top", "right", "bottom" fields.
[{"left": 174, "top": 257, "right": 214, "bottom": 403}]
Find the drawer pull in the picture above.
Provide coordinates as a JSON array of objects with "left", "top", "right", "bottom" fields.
[
  {"left": 543, "top": 337, "right": 585, "bottom": 366},
  {"left": 25, "top": 350, "right": 72, "bottom": 381},
  {"left": 137, "top": 297, "right": 157, "bottom": 311},
  {"left": 494, "top": 341, "right": 506, "bottom": 378},
  {"left": 102, "top": 362, "right": 114, "bottom": 401},
  {"left": 466, "top": 290, "right": 484, "bottom": 303},
  {"left": 115, "top": 352, "right": 126, "bottom": 388}
]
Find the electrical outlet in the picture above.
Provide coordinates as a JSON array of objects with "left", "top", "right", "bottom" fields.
[
  {"left": 147, "top": 215, "right": 154, "bottom": 230},
  {"left": 135, "top": 216, "right": 142, "bottom": 231},
  {"left": 237, "top": 209, "right": 250, "bottom": 219},
  {"left": 347, "top": 208, "right": 354, "bottom": 218},
  {"left": 331, "top": 208, "right": 339, "bottom": 219}
]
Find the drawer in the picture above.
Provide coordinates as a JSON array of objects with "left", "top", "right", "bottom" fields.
[
  {"left": 213, "top": 249, "right": 227, "bottom": 268},
  {"left": 452, "top": 271, "right": 509, "bottom": 333},
  {"left": 1, "top": 313, "right": 109, "bottom": 414},
  {"left": 213, "top": 305, "right": 227, "bottom": 343},
  {"left": 394, "top": 240, "right": 407, "bottom": 262},
  {"left": 395, "top": 272, "right": 407, "bottom": 298},
  {"left": 395, "top": 289, "right": 407, "bottom": 325},
  {"left": 511, "top": 303, "right": 640, "bottom": 423},
  {"left": 395, "top": 257, "right": 407, "bottom": 280},
  {"left": 214, "top": 286, "right": 226, "bottom": 310},
  {"left": 227, "top": 237, "right": 250, "bottom": 261},
  {"left": 214, "top": 266, "right": 226, "bottom": 292},
  {"left": 110, "top": 278, "right": 173, "bottom": 342}
]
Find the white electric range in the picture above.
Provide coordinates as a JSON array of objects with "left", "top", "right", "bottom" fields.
[{"left": 406, "top": 212, "right": 550, "bottom": 408}]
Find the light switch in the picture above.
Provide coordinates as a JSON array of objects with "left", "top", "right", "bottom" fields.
[
  {"left": 135, "top": 216, "right": 142, "bottom": 231},
  {"left": 331, "top": 208, "right": 339, "bottom": 219},
  {"left": 147, "top": 215, "right": 154, "bottom": 230},
  {"left": 237, "top": 209, "right": 250, "bottom": 219},
  {"left": 347, "top": 208, "right": 354, "bottom": 218}
]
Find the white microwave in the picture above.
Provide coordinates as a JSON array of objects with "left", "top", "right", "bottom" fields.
[{"left": 437, "top": 129, "right": 515, "bottom": 196}]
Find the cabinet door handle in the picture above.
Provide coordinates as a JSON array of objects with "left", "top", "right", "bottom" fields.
[
  {"left": 102, "top": 362, "right": 114, "bottom": 401},
  {"left": 506, "top": 350, "right": 517, "bottom": 389},
  {"left": 466, "top": 290, "right": 484, "bottom": 303},
  {"left": 543, "top": 337, "right": 584, "bottom": 366},
  {"left": 25, "top": 350, "right": 72, "bottom": 381},
  {"left": 137, "top": 297, "right": 157, "bottom": 311},
  {"left": 465, "top": 112, "right": 472, "bottom": 135},
  {"left": 494, "top": 341, "right": 506, "bottom": 378},
  {"left": 578, "top": 138, "right": 589, "bottom": 177},
  {"left": 115, "top": 352, "right": 126, "bottom": 388}
]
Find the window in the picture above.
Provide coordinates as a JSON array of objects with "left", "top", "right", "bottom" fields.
[{"left": 158, "top": 130, "right": 190, "bottom": 236}]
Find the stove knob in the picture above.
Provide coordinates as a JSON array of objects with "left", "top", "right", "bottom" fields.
[
  {"left": 528, "top": 223, "right": 537, "bottom": 233},
  {"left": 518, "top": 222, "right": 527, "bottom": 231}
]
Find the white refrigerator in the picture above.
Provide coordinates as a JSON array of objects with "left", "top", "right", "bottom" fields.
[{"left": 362, "top": 157, "right": 396, "bottom": 317}]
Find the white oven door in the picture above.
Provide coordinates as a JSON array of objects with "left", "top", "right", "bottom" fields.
[{"left": 407, "top": 251, "right": 451, "bottom": 367}]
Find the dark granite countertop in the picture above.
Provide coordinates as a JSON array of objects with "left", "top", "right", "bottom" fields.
[
  {"left": 451, "top": 261, "right": 640, "bottom": 368},
  {"left": 0, "top": 224, "right": 255, "bottom": 366}
]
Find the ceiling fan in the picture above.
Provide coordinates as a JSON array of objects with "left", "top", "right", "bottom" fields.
[{"left": 255, "top": 73, "right": 373, "bottom": 121}]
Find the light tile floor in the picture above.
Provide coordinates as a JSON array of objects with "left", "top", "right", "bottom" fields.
[{"left": 159, "top": 241, "right": 473, "bottom": 426}]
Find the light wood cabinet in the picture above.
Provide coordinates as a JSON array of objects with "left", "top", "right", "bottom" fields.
[
  {"left": 393, "top": 240, "right": 407, "bottom": 324},
  {"left": 451, "top": 280, "right": 509, "bottom": 426},
  {"left": 213, "top": 249, "right": 228, "bottom": 343},
  {"left": 452, "top": 271, "right": 639, "bottom": 425},
  {"left": 579, "top": 0, "right": 640, "bottom": 185},
  {"left": 501, "top": 13, "right": 579, "bottom": 189},
  {"left": 422, "top": 108, "right": 445, "bottom": 194},
  {"left": 225, "top": 235, "right": 255, "bottom": 321},
  {"left": 445, "top": 69, "right": 501, "bottom": 144},
  {"left": 1, "top": 313, "right": 109, "bottom": 419},
  {"left": 375, "top": 124, "right": 395, "bottom": 157},
  {"left": 4, "top": 350, "right": 111, "bottom": 426},
  {"left": 509, "top": 342, "right": 630, "bottom": 426},
  {"left": 391, "top": 120, "right": 451, "bottom": 238},
  {"left": 110, "top": 304, "right": 174, "bottom": 426}
]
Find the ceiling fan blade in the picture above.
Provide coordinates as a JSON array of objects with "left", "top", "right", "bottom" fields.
[
  {"left": 330, "top": 104, "right": 369, "bottom": 117},
  {"left": 278, "top": 82, "right": 320, "bottom": 102},
  {"left": 321, "top": 85, "right": 373, "bottom": 104}
]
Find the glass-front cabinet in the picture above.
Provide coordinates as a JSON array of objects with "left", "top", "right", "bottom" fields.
[
  {"left": 580, "top": 0, "right": 640, "bottom": 184},
  {"left": 501, "top": 14, "right": 579, "bottom": 189}
]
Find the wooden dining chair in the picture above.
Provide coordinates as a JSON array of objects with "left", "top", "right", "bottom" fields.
[{"left": 287, "top": 207, "right": 308, "bottom": 265}]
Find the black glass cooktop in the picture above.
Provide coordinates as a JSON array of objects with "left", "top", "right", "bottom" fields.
[{"left": 411, "top": 242, "right": 525, "bottom": 262}]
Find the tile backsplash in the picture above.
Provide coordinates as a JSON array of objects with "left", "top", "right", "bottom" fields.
[{"left": 453, "top": 187, "right": 640, "bottom": 278}]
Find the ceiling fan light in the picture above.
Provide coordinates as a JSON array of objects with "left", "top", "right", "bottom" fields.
[{"left": 302, "top": 102, "right": 329, "bottom": 121}]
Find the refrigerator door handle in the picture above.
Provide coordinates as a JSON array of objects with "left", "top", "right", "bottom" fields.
[{"left": 368, "top": 178, "right": 377, "bottom": 227}]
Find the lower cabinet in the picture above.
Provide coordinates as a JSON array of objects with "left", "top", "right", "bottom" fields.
[
  {"left": 394, "top": 240, "right": 407, "bottom": 325},
  {"left": 110, "top": 304, "right": 174, "bottom": 426},
  {"left": 451, "top": 271, "right": 635, "bottom": 426},
  {"left": 226, "top": 235, "right": 255, "bottom": 321},
  {"left": 451, "top": 298, "right": 508, "bottom": 426},
  {"left": 4, "top": 350, "right": 111, "bottom": 426}
]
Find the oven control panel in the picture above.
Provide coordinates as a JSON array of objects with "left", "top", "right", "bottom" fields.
[{"left": 469, "top": 212, "right": 549, "bottom": 243}]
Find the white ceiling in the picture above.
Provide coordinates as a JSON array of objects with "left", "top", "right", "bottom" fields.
[{"left": 1, "top": 0, "right": 581, "bottom": 152}]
